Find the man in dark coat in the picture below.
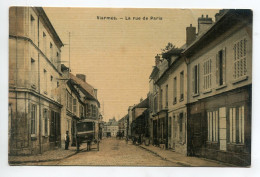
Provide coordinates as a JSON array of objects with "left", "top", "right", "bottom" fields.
[{"left": 65, "top": 131, "right": 70, "bottom": 150}]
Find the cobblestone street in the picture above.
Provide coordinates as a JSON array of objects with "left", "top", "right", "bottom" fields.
[
  {"left": 17, "top": 138, "right": 232, "bottom": 166},
  {"left": 21, "top": 138, "right": 178, "bottom": 166}
]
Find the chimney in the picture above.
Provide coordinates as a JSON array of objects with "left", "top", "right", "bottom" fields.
[
  {"left": 215, "top": 9, "right": 226, "bottom": 22},
  {"left": 155, "top": 54, "right": 160, "bottom": 66},
  {"left": 198, "top": 14, "right": 213, "bottom": 35},
  {"left": 94, "top": 89, "right": 98, "bottom": 98},
  {"left": 76, "top": 74, "right": 86, "bottom": 82},
  {"left": 186, "top": 24, "right": 196, "bottom": 46}
]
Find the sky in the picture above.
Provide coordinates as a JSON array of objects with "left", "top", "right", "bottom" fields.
[{"left": 44, "top": 8, "right": 219, "bottom": 121}]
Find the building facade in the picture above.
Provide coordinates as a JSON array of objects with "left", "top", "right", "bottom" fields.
[
  {"left": 184, "top": 10, "right": 252, "bottom": 166},
  {"left": 9, "top": 7, "right": 63, "bottom": 155}
]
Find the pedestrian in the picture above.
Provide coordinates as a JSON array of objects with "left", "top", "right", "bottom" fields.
[
  {"left": 87, "top": 139, "right": 91, "bottom": 151},
  {"left": 65, "top": 131, "right": 70, "bottom": 150}
]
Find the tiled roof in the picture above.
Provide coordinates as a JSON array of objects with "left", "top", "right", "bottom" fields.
[{"left": 69, "top": 73, "right": 97, "bottom": 100}]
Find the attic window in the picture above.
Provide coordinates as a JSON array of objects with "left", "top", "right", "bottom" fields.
[
  {"left": 43, "top": 32, "right": 46, "bottom": 37},
  {"left": 50, "top": 75, "right": 53, "bottom": 81},
  {"left": 57, "top": 52, "right": 59, "bottom": 57},
  {"left": 50, "top": 42, "right": 53, "bottom": 48},
  {"left": 30, "top": 15, "right": 35, "bottom": 21},
  {"left": 31, "top": 58, "right": 35, "bottom": 63},
  {"left": 44, "top": 69, "right": 46, "bottom": 73}
]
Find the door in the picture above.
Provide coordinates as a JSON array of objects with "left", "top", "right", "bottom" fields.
[{"left": 187, "top": 113, "right": 203, "bottom": 156}]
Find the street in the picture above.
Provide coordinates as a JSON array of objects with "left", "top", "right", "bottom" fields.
[{"left": 22, "top": 138, "right": 179, "bottom": 166}]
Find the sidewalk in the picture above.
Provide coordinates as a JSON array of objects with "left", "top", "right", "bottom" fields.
[
  {"left": 139, "top": 144, "right": 236, "bottom": 167},
  {"left": 9, "top": 146, "right": 78, "bottom": 165}
]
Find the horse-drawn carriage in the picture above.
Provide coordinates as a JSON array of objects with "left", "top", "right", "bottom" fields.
[{"left": 76, "top": 119, "right": 99, "bottom": 152}]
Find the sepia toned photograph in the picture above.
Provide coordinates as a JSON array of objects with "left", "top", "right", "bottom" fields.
[{"left": 8, "top": 7, "right": 252, "bottom": 167}]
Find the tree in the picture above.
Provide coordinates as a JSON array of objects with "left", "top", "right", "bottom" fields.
[{"left": 161, "top": 42, "right": 176, "bottom": 53}]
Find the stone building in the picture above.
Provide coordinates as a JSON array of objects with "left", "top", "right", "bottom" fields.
[
  {"left": 184, "top": 10, "right": 252, "bottom": 166},
  {"left": 131, "top": 98, "right": 149, "bottom": 141},
  {"left": 9, "top": 7, "right": 63, "bottom": 155}
]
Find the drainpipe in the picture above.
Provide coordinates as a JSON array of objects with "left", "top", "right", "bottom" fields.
[{"left": 37, "top": 13, "right": 42, "bottom": 154}]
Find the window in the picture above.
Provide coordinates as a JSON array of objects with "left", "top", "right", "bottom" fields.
[
  {"left": 203, "top": 59, "right": 212, "bottom": 90},
  {"left": 91, "top": 105, "right": 93, "bottom": 117},
  {"left": 173, "top": 77, "right": 177, "bottom": 104},
  {"left": 165, "top": 85, "right": 168, "bottom": 108},
  {"left": 153, "top": 95, "right": 158, "bottom": 113},
  {"left": 50, "top": 42, "right": 53, "bottom": 63},
  {"left": 66, "top": 92, "right": 69, "bottom": 109},
  {"left": 179, "top": 113, "right": 184, "bottom": 142},
  {"left": 192, "top": 64, "right": 199, "bottom": 95},
  {"left": 43, "top": 32, "right": 46, "bottom": 54},
  {"left": 160, "top": 89, "right": 163, "bottom": 110},
  {"left": 93, "top": 105, "right": 96, "bottom": 118},
  {"left": 43, "top": 69, "right": 47, "bottom": 94},
  {"left": 73, "top": 98, "right": 77, "bottom": 114},
  {"left": 30, "top": 15, "right": 35, "bottom": 42},
  {"left": 234, "top": 39, "right": 247, "bottom": 79},
  {"left": 216, "top": 48, "right": 226, "bottom": 86},
  {"left": 207, "top": 110, "right": 219, "bottom": 142},
  {"left": 43, "top": 109, "right": 49, "bottom": 136},
  {"left": 67, "top": 94, "right": 72, "bottom": 112},
  {"left": 180, "top": 71, "right": 184, "bottom": 100},
  {"left": 229, "top": 106, "right": 244, "bottom": 144},
  {"left": 168, "top": 117, "right": 172, "bottom": 138},
  {"left": 79, "top": 105, "right": 84, "bottom": 118},
  {"left": 31, "top": 58, "right": 36, "bottom": 87},
  {"left": 31, "top": 104, "right": 37, "bottom": 135}
]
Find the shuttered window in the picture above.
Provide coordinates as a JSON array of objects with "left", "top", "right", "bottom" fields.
[
  {"left": 180, "top": 71, "right": 184, "bottom": 100},
  {"left": 203, "top": 59, "right": 212, "bottom": 90},
  {"left": 216, "top": 48, "right": 226, "bottom": 86},
  {"left": 207, "top": 110, "right": 219, "bottom": 142},
  {"left": 31, "top": 104, "right": 37, "bottom": 135},
  {"left": 192, "top": 64, "right": 199, "bottom": 95},
  {"left": 233, "top": 39, "right": 247, "bottom": 79},
  {"left": 229, "top": 106, "right": 244, "bottom": 144},
  {"left": 173, "top": 77, "right": 177, "bottom": 104}
]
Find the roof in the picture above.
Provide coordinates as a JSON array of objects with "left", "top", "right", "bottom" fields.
[
  {"left": 132, "top": 98, "right": 149, "bottom": 110},
  {"left": 69, "top": 73, "right": 99, "bottom": 104},
  {"left": 161, "top": 48, "right": 183, "bottom": 60},
  {"left": 149, "top": 66, "right": 159, "bottom": 79},
  {"left": 182, "top": 9, "right": 252, "bottom": 57},
  {"left": 35, "top": 7, "right": 63, "bottom": 48}
]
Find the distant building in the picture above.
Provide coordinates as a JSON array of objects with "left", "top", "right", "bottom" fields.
[{"left": 103, "top": 117, "right": 119, "bottom": 137}]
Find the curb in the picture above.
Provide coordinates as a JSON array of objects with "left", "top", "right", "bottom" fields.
[
  {"left": 138, "top": 145, "right": 191, "bottom": 166},
  {"left": 138, "top": 145, "right": 236, "bottom": 167},
  {"left": 9, "top": 151, "right": 78, "bottom": 165}
]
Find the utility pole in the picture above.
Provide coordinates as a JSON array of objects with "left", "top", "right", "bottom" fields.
[{"left": 69, "top": 32, "right": 71, "bottom": 73}]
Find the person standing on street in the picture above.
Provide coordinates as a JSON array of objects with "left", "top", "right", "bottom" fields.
[{"left": 65, "top": 131, "right": 70, "bottom": 150}]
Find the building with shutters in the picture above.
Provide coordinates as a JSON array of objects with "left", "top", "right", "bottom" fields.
[
  {"left": 60, "top": 67, "right": 101, "bottom": 148},
  {"left": 9, "top": 7, "right": 63, "bottom": 155},
  {"left": 184, "top": 10, "right": 252, "bottom": 166}
]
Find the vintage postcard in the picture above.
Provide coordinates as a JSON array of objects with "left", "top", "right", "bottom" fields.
[{"left": 8, "top": 7, "right": 252, "bottom": 167}]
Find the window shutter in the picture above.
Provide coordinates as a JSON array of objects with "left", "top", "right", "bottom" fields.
[
  {"left": 222, "top": 47, "right": 226, "bottom": 84},
  {"left": 41, "top": 116, "right": 45, "bottom": 136},
  {"left": 203, "top": 62, "right": 205, "bottom": 90},
  {"left": 48, "top": 112, "right": 50, "bottom": 136},
  {"left": 216, "top": 53, "right": 219, "bottom": 85},
  {"left": 197, "top": 64, "right": 199, "bottom": 93},
  {"left": 192, "top": 66, "right": 195, "bottom": 94}
]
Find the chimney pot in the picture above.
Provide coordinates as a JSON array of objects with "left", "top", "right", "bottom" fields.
[
  {"left": 76, "top": 74, "right": 86, "bottom": 82},
  {"left": 186, "top": 24, "right": 196, "bottom": 46},
  {"left": 155, "top": 54, "right": 161, "bottom": 66}
]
